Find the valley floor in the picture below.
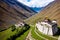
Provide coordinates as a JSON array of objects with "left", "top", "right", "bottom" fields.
[{"left": 0, "top": 25, "right": 60, "bottom": 40}]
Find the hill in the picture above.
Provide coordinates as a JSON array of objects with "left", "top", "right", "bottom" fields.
[
  {"left": 0, "top": 0, "right": 36, "bottom": 29},
  {"left": 25, "top": 0, "right": 60, "bottom": 25}
]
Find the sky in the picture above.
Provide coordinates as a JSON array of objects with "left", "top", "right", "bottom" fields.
[{"left": 17, "top": 0, "right": 54, "bottom": 7}]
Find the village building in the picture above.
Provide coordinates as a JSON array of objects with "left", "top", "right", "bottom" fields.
[
  {"left": 36, "top": 19, "right": 58, "bottom": 35},
  {"left": 15, "top": 22, "right": 24, "bottom": 28}
]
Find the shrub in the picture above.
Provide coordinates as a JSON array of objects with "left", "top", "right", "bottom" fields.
[
  {"left": 11, "top": 25, "right": 16, "bottom": 31},
  {"left": 7, "top": 24, "right": 30, "bottom": 40}
]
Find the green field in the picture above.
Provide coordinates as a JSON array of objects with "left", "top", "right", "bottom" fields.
[
  {"left": 31, "top": 27, "right": 44, "bottom": 40},
  {"left": 16, "top": 27, "right": 30, "bottom": 40},
  {"left": 0, "top": 28, "right": 16, "bottom": 40},
  {"left": 0, "top": 25, "right": 59, "bottom": 40},
  {"left": 0, "top": 25, "right": 30, "bottom": 40}
]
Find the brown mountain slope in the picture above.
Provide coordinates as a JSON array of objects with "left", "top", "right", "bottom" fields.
[
  {"left": 25, "top": 0, "right": 60, "bottom": 25},
  {"left": 0, "top": 0, "right": 36, "bottom": 30}
]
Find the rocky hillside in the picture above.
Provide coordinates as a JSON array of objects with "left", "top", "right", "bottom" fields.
[
  {"left": 0, "top": 0, "right": 36, "bottom": 29},
  {"left": 25, "top": 0, "right": 60, "bottom": 25}
]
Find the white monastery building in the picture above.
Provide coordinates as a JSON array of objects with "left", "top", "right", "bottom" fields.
[{"left": 36, "top": 20, "right": 58, "bottom": 35}]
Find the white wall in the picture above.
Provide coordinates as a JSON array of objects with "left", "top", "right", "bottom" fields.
[{"left": 36, "top": 22, "right": 58, "bottom": 35}]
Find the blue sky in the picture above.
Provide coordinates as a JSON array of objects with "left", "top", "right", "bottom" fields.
[{"left": 17, "top": 0, "right": 54, "bottom": 7}]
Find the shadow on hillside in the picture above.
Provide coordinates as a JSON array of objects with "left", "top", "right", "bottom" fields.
[
  {"left": 0, "top": 27, "right": 10, "bottom": 32},
  {"left": 54, "top": 27, "right": 60, "bottom": 36},
  {"left": 0, "top": 29, "right": 7, "bottom": 32}
]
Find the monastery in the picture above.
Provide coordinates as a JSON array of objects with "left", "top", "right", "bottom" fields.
[{"left": 36, "top": 19, "right": 58, "bottom": 35}]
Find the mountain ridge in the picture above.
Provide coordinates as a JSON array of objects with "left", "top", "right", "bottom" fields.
[
  {"left": 25, "top": 0, "right": 60, "bottom": 25},
  {"left": 0, "top": 0, "right": 37, "bottom": 30}
]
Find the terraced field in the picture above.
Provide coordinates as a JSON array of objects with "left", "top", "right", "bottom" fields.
[{"left": 31, "top": 25, "right": 58, "bottom": 40}]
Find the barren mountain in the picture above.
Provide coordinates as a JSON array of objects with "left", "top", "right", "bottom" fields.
[
  {"left": 25, "top": 0, "right": 60, "bottom": 25},
  {"left": 0, "top": 0, "right": 36, "bottom": 29}
]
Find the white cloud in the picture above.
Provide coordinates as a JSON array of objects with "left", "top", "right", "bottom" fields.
[{"left": 17, "top": 0, "right": 54, "bottom": 7}]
